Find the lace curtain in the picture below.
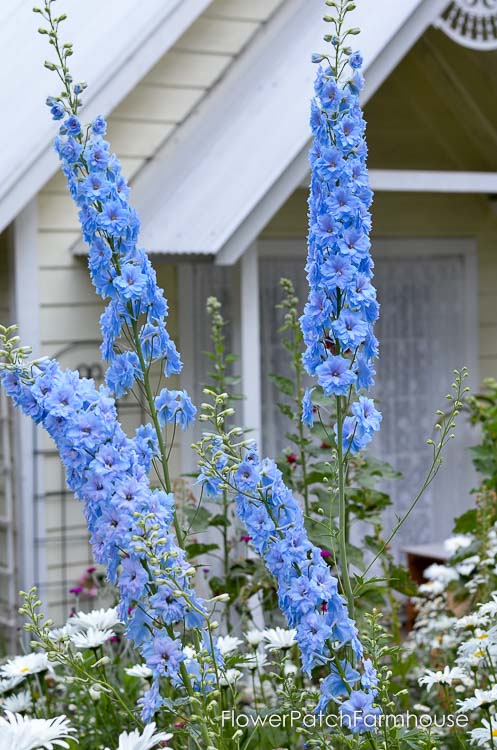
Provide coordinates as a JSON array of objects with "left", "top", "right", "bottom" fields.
[{"left": 259, "top": 248, "right": 475, "bottom": 554}]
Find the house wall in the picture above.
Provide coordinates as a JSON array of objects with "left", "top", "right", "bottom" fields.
[
  {"left": 262, "top": 188, "right": 497, "bottom": 384},
  {"left": 0, "top": 231, "right": 16, "bottom": 645},
  {"left": 33, "top": 0, "right": 286, "bottom": 623}
]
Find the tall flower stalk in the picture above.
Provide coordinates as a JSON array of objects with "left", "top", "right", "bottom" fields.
[{"left": 300, "top": 2, "right": 381, "bottom": 617}]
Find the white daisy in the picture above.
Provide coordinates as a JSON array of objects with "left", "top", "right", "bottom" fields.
[
  {"left": 125, "top": 664, "right": 153, "bottom": 679},
  {"left": 470, "top": 717, "right": 497, "bottom": 747},
  {"left": 479, "top": 595, "right": 497, "bottom": 618},
  {"left": 245, "top": 629, "right": 264, "bottom": 648},
  {"left": 0, "top": 677, "right": 23, "bottom": 695},
  {"left": 424, "top": 563, "right": 459, "bottom": 585},
  {"left": 456, "top": 555, "right": 480, "bottom": 577},
  {"left": 69, "top": 607, "right": 120, "bottom": 632},
  {"left": 116, "top": 722, "right": 172, "bottom": 750},
  {"left": 216, "top": 635, "right": 243, "bottom": 657},
  {"left": 49, "top": 623, "right": 77, "bottom": 642},
  {"left": 219, "top": 668, "right": 242, "bottom": 686},
  {"left": 245, "top": 652, "right": 268, "bottom": 671},
  {"left": 444, "top": 534, "right": 473, "bottom": 555},
  {"left": 457, "top": 634, "right": 497, "bottom": 666},
  {"left": 457, "top": 687, "right": 497, "bottom": 713},
  {"left": 1, "top": 689, "right": 32, "bottom": 713},
  {"left": 418, "top": 666, "right": 468, "bottom": 691},
  {"left": 70, "top": 627, "right": 114, "bottom": 649},
  {"left": 1, "top": 653, "right": 51, "bottom": 682},
  {"left": 455, "top": 613, "right": 489, "bottom": 630},
  {"left": 284, "top": 662, "right": 298, "bottom": 677},
  {"left": 0, "top": 711, "right": 76, "bottom": 750},
  {"left": 263, "top": 627, "right": 297, "bottom": 651},
  {"left": 418, "top": 580, "right": 446, "bottom": 596}
]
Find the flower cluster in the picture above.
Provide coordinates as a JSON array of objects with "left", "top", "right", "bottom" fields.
[
  {"left": 300, "top": 53, "right": 381, "bottom": 453},
  {"left": 0, "top": 358, "right": 206, "bottom": 720},
  {"left": 200, "top": 438, "right": 378, "bottom": 721},
  {"left": 52, "top": 108, "right": 194, "bottom": 426}
]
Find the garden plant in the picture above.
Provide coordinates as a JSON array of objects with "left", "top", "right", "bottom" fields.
[{"left": 2, "top": 1, "right": 496, "bottom": 749}]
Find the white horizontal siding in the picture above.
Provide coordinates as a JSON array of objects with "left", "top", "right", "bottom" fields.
[
  {"left": 207, "top": 0, "right": 284, "bottom": 21},
  {"left": 144, "top": 50, "right": 231, "bottom": 87},
  {"left": 176, "top": 17, "right": 259, "bottom": 54},
  {"left": 112, "top": 85, "right": 203, "bottom": 123}
]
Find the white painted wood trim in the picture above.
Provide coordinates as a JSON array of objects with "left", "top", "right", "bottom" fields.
[
  {"left": 0, "top": 0, "right": 211, "bottom": 236},
  {"left": 178, "top": 262, "right": 196, "bottom": 475},
  {"left": 11, "top": 198, "right": 42, "bottom": 596},
  {"left": 240, "top": 244, "right": 262, "bottom": 446},
  {"left": 369, "top": 170, "right": 497, "bottom": 193}
]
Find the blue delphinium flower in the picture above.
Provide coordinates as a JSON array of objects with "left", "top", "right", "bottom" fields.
[
  {"left": 155, "top": 388, "right": 197, "bottom": 431},
  {"left": 0, "top": 360, "right": 206, "bottom": 719},
  {"left": 339, "top": 689, "right": 382, "bottom": 734},
  {"left": 300, "top": 50, "right": 380, "bottom": 454},
  {"left": 52, "top": 111, "right": 184, "bottom": 403},
  {"left": 315, "top": 660, "right": 361, "bottom": 713},
  {"left": 199, "top": 440, "right": 375, "bottom": 714},
  {"left": 302, "top": 388, "right": 315, "bottom": 427}
]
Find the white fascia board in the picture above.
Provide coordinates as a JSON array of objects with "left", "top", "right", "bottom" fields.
[
  {"left": 297, "top": 169, "right": 497, "bottom": 193},
  {"left": 128, "top": 0, "right": 446, "bottom": 263},
  {"left": 0, "top": 0, "right": 211, "bottom": 235},
  {"left": 369, "top": 170, "right": 497, "bottom": 193}
]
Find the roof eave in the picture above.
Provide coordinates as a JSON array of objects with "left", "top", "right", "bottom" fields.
[{"left": 0, "top": 0, "right": 211, "bottom": 236}]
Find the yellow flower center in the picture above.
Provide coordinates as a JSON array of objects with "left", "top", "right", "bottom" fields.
[
  {"left": 473, "top": 650, "right": 485, "bottom": 658},
  {"left": 492, "top": 730, "right": 497, "bottom": 738},
  {"left": 477, "top": 634, "right": 489, "bottom": 640},
  {"left": 20, "top": 667, "right": 30, "bottom": 673}
]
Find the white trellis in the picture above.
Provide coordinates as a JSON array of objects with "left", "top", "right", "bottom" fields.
[{"left": 434, "top": 1, "right": 497, "bottom": 50}]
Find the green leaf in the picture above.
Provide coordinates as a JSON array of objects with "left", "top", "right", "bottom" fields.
[
  {"left": 453, "top": 508, "right": 477, "bottom": 534},
  {"left": 388, "top": 563, "right": 417, "bottom": 596},
  {"left": 269, "top": 373, "right": 295, "bottom": 396},
  {"left": 209, "top": 514, "right": 229, "bottom": 527},
  {"left": 277, "top": 403, "right": 295, "bottom": 420},
  {"left": 185, "top": 542, "right": 219, "bottom": 558},
  {"left": 182, "top": 505, "right": 213, "bottom": 532}
]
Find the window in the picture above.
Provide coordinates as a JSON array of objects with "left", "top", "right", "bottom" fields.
[{"left": 259, "top": 238, "right": 477, "bottom": 552}]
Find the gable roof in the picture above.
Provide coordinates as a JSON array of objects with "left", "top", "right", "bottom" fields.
[
  {"left": 0, "top": 0, "right": 211, "bottom": 234},
  {"left": 115, "top": 0, "right": 449, "bottom": 264}
]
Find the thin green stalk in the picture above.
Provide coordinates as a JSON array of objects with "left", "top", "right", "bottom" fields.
[
  {"left": 336, "top": 395, "right": 355, "bottom": 618},
  {"left": 130, "top": 319, "right": 185, "bottom": 547},
  {"left": 222, "top": 487, "right": 232, "bottom": 632},
  {"left": 294, "top": 337, "right": 310, "bottom": 516}
]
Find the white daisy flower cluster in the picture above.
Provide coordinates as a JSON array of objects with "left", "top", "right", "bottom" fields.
[{"left": 413, "top": 559, "right": 497, "bottom": 746}]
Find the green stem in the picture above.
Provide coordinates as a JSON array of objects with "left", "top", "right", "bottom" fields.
[
  {"left": 130, "top": 319, "right": 185, "bottom": 547},
  {"left": 222, "top": 487, "right": 232, "bottom": 632},
  {"left": 295, "top": 343, "right": 310, "bottom": 516},
  {"left": 336, "top": 395, "right": 355, "bottom": 618}
]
